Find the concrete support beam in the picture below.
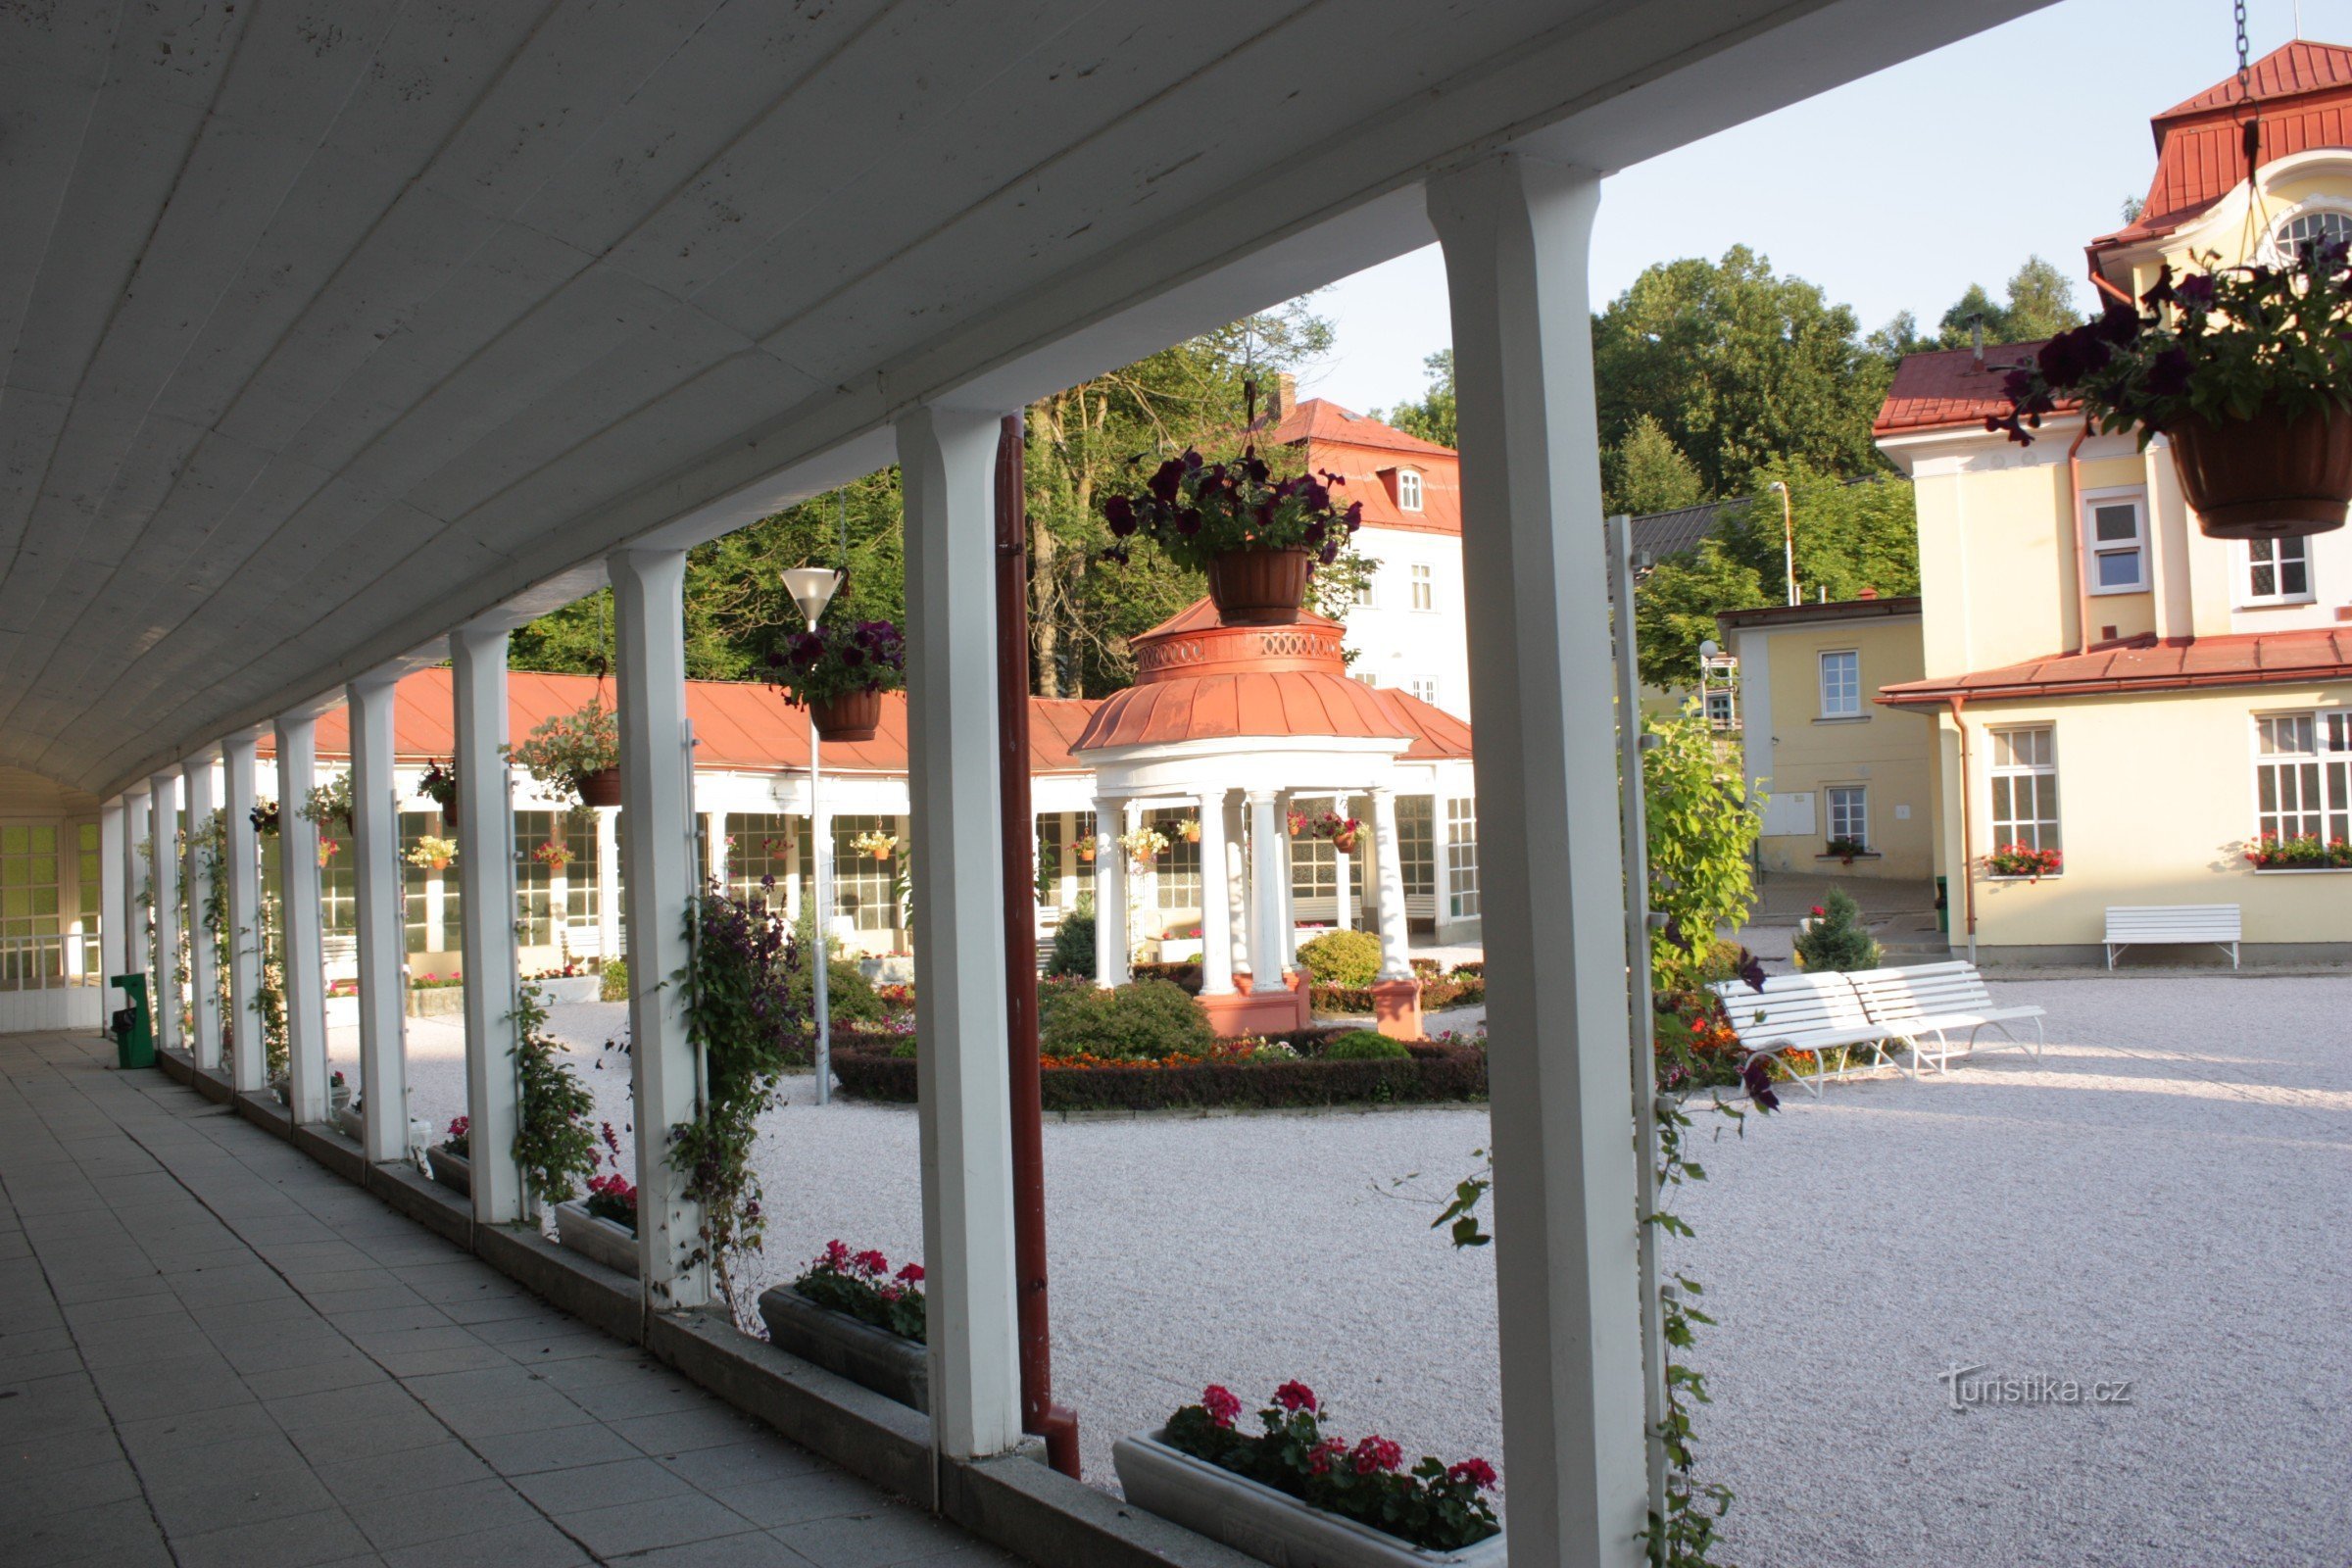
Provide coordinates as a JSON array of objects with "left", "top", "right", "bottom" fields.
[
  {"left": 594, "top": 808, "right": 620, "bottom": 964},
  {"left": 124, "top": 790, "right": 151, "bottom": 1018},
  {"left": 223, "top": 735, "right": 266, "bottom": 1092},
  {"left": 897, "top": 403, "right": 1023, "bottom": 1461},
  {"left": 1430, "top": 151, "right": 1644, "bottom": 1568},
  {"left": 349, "top": 676, "right": 409, "bottom": 1163},
  {"left": 1196, "top": 790, "right": 1233, "bottom": 997},
  {"left": 98, "top": 799, "right": 125, "bottom": 1000},
  {"left": 184, "top": 754, "right": 222, "bottom": 1068},
  {"left": 611, "top": 547, "right": 709, "bottom": 1308},
  {"left": 273, "top": 716, "right": 330, "bottom": 1124},
  {"left": 452, "top": 626, "right": 524, "bottom": 1224},
  {"left": 1091, "top": 797, "right": 1128, "bottom": 988},
  {"left": 149, "top": 770, "right": 180, "bottom": 1055}
]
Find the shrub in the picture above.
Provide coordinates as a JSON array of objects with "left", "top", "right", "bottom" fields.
[
  {"left": 786, "top": 903, "right": 885, "bottom": 1023},
  {"left": 599, "top": 956, "right": 629, "bottom": 1003},
  {"left": 1644, "top": 706, "right": 1763, "bottom": 993},
  {"left": 1323, "top": 1029, "right": 1410, "bottom": 1060},
  {"left": 1296, "top": 928, "right": 1382, "bottom": 988},
  {"left": 1793, "top": 887, "right": 1881, "bottom": 972},
  {"left": 1039, "top": 979, "right": 1214, "bottom": 1061},
  {"left": 832, "top": 1037, "right": 1488, "bottom": 1112},
  {"left": 1047, "top": 896, "right": 1096, "bottom": 979}
]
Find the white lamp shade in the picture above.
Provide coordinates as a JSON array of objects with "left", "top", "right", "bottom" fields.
[{"left": 781, "top": 566, "right": 843, "bottom": 625}]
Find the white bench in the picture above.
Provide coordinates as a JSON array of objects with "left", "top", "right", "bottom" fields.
[
  {"left": 1845, "top": 960, "right": 2045, "bottom": 1075},
  {"left": 1707, "top": 972, "right": 1901, "bottom": 1098},
  {"left": 2103, "top": 905, "right": 2240, "bottom": 970}
]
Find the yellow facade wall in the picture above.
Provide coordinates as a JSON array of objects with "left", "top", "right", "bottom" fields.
[{"left": 1947, "top": 684, "right": 2352, "bottom": 952}]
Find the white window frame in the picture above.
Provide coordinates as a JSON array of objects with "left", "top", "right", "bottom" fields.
[
  {"left": 1703, "top": 685, "right": 1738, "bottom": 731},
  {"left": 1825, "top": 785, "right": 1869, "bottom": 850},
  {"left": 1987, "top": 725, "right": 2061, "bottom": 868},
  {"left": 2241, "top": 535, "right": 2314, "bottom": 607},
  {"left": 1818, "top": 649, "right": 1861, "bottom": 718},
  {"left": 1352, "top": 572, "right": 1376, "bottom": 608},
  {"left": 1396, "top": 468, "right": 1424, "bottom": 513},
  {"left": 2252, "top": 710, "right": 2352, "bottom": 850},
  {"left": 1446, "top": 798, "right": 1479, "bottom": 918},
  {"left": 2082, "top": 486, "right": 2149, "bottom": 596},
  {"left": 1407, "top": 675, "right": 1441, "bottom": 706},
  {"left": 1410, "top": 562, "right": 1435, "bottom": 612}
]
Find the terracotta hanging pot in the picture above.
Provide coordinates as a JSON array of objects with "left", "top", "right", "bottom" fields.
[
  {"left": 1330, "top": 830, "right": 1359, "bottom": 856},
  {"left": 2169, "top": 404, "right": 2352, "bottom": 539},
  {"left": 429, "top": 857, "right": 450, "bottom": 872},
  {"left": 574, "top": 767, "right": 623, "bottom": 808},
  {"left": 809, "top": 688, "right": 882, "bottom": 742},
  {"left": 437, "top": 798, "right": 458, "bottom": 830},
  {"left": 1181, "top": 821, "right": 1201, "bottom": 844},
  {"left": 1204, "top": 545, "right": 1312, "bottom": 624},
  {"left": 1077, "top": 842, "right": 1098, "bottom": 862}
]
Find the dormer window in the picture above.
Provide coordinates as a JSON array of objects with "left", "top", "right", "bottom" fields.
[
  {"left": 1396, "top": 469, "right": 1424, "bottom": 512},
  {"left": 2274, "top": 208, "right": 2352, "bottom": 262}
]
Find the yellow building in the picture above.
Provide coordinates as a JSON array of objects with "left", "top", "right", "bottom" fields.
[
  {"left": 1873, "top": 42, "right": 2352, "bottom": 963},
  {"left": 1717, "top": 596, "right": 1936, "bottom": 882}
]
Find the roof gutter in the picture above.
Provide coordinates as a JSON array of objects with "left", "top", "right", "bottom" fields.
[{"left": 1878, "top": 659, "right": 2352, "bottom": 710}]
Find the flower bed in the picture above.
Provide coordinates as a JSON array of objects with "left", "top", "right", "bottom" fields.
[
  {"left": 1311, "top": 968, "right": 1485, "bottom": 1014},
  {"left": 555, "top": 1174, "right": 639, "bottom": 1277},
  {"left": 2244, "top": 833, "right": 2352, "bottom": 870},
  {"left": 757, "top": 1242, "right": 929, "bottom": 1411},
  {"left": 832, "top": 1031, "right": 1487, "bottom": 1112}
]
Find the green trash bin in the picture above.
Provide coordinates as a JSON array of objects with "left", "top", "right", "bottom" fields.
[{"left": 110, "top": 974, "right": 155, "bottom": 1069}]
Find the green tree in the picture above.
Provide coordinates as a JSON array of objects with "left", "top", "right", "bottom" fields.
[
  {"left": 1633, "top": 540, "right": 1768, "bottom": 689},
  {"left": 1592, "top": 247, "right": 1893, "bottom": 498},
  {"left": 1642, "top": 707, "right": 1762, "bottom": 995},
  {"left": 1934, "top": 256, "right": 2082, "bottom": 349},
  {"left": 1794, "top": 887, "right": 1882, "bottom": 972},
  {"left": 1605, "top": 414, "right": 1706, "bottom": 517},
  {"left": 1379, "top": 349, "right": 1456, "bottom": 448}
]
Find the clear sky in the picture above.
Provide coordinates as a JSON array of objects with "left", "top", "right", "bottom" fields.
[{"left": 1297, "top": 0, "right": 2352, "bottom": 416}]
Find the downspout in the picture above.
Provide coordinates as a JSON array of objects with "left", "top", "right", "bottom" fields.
[
  {"left": 2066, "top": 421, "right": 2092, "bottom": 654},
  {"left": 994, "top": 414, "right": 1081, "bottom": 1478},
  {"left": 1951, "top": 696, "right": 1977, "bottom": 964}
]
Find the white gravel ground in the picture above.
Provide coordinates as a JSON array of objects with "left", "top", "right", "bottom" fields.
[{"left": 335, "top": 971, "right": 2352, "bottom": 1567}]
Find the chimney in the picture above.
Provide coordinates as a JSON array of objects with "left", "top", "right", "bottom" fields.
[
  {"left": 1858, "top": 586, "right": 1879, "bottom": 601},
  {"left": 1263, "top": 372, "right": 1297, "bottom": 427}
]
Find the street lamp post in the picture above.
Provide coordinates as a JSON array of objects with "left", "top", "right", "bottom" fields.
[
  {"left": 782, "top": 565, "right": 844, "bottom": 1105},
  {"left": 1697, "top": 637, "right": 1719, "bottom": 728},
  {"left": 1769, "top": 479, "right": 1795, "bottom": 606}
]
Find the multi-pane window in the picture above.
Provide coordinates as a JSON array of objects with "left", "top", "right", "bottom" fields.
[
  {"left": 77, "top": 822, "right": 101, "bottom": 950},
  {"left": 1352, "top": 575, "right": 1375, "bottom": 607},
  {"left": 1397, "top": 796, "right": 1435, "bottom": 900},
  {"left": 561, "top": 810, "right": 599, "bottom": 940},
  {"left": 729, "top": 814, "right": 799, "bottom": 907},
  {"left": 1148, "top": 808, "right": 1202, "bottom": 910},
  {"left": 1291, "top": 821, "right": 1336, "bottom": 901},
  {"left": 2275, "top": 208, "right": 2352, "bottom": 261},
  {"left": 1446, "top": 798, "right": 1479, "bottom": 918},
  {"left": 1410, "top": 564, "right": 1434, "bottom": 611},
  {"left": 2083, "top": 492, "right": 2147, "bottom": 594},
  {"left": 1, "top": 826, "right": 62, "bottom": 979},
  {"left": 1704, "top": 687, "right": 1738, "bottom": 730},
  {"left": 1826, "top": 786, "right": 1869, "bottom": 848},
  {"left": 829, "top": 814, "right": 902, "bottom": 932},
  {"left": 1397, "top": 469, "right": 1424, "bottom": 512},
  {"left": 400, "top": 810, "right": 462, "bottom": 955},
  {"left": 1988, "top": 727, "right": 2060, "bottom": 858},
  {"left": 318, "top": 839, "right": 356, "bottom": 938},
  {"left": 1408, "top": 675, "right": 1440, "bottom": 706},
  {"left": 1819, "top": 650, "right": 1860, "bottom": 717},
  {"left": 514, "top": 809, "right": 560, "bottom": 947},
  {"left": 2254, "top": 712, "right": 2352, "bottom": 845},
  {"left": 2245, "top": 537, "right": 2312, "bottom": 604}
]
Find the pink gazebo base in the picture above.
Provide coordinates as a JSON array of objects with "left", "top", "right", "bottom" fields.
[
  {"left": 1370, "top": 978, "right": 1424, "bottom": 1041},
  {"left": 1200, "top": 972, "right": 1312, "bottom": 1038}
]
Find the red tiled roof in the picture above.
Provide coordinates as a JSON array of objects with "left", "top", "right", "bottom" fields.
[
  {"left": 1261, "top": 398, "right": 1454, "bottom": 458},
  {"left": 1873, "top": 343, "right": 2071, "bottom": 436},
  {"left": 2153, "top": 39, "right": 2352, "bottom": 119},
  {"left": 292, "top": 667, "right": 1097, "bottom": 775},
  {"left": 1259, "top": 398, "right": 1461, "bottom": 536},
  {"left": 1877, "top": 628, "right": 2352, "bottom": 708}
]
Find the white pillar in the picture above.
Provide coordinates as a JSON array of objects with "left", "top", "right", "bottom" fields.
[
  {"left": 1432, "top": 151, "right": 1644, "bottom": 1568},
  {"left": 98, "top": 799, "right": 125, "bottom": 990},
  {"left": 1370, "top": 789, "right": 1414, "bottom": 981},
  {"left": 705, "top": 810, "right": 727, "bottom": 892},
  {"left": 1091, "top": 796, "right": 1127, "bottom": 987},
  {"left": 148, "top": 771, "right": 181, "bottom": 1054},
  {"left": 1274, "top": 793, "right": 1298, "bottom": 969},
  {"left": 1196, "top": 790, "right": 1233, "bottom": 996},
  {"left": 349, "top": 676, "right": 409, "bottom": 1162},
  {"left": 898, "top": 404, "right": 1024, "bottom": 1459},
  {"left": 594, "top": 808, "right": 620, "bottom": 962},
  {"left": 452, "top": 626, "right": 523, "bottom": 1223},
  {"left": 124, "top": 790, "right": 151, "bottom": 1018},
  {"left": 1247, "top": 791, "right": 1288, "bottom": 984},
  {"left": 183, "top": 754, "right": 222, "bottom": 1069},
  {"left": 1223, "top": 793, "right": 1250, "bottom": 982},
  {"left": 1332, "top": 799, "right": 1354, "bottom": 935},
  {"left": 273, "top": 716, "right": 330, "bottom": 1121},
  {"left": 611, "top": 548, "right": 709, "bottom": 1306},
  {"left": 223, "top": 735, "right": 266, "bottom": 1092}
]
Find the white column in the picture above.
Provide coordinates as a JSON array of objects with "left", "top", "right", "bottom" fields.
[
  {"left": 349, "top": 676, "right": 409, "bottom": 1162},
  {"left": 594, "top": 808, "right": 620, "bottom": 962},
  {"left": 1332, "top": 798, "right": 1354, "bottom": 935},
  {"left": 1196, "top": 790, "right": 1233, "bottom": 996},
  {"left": 273, "top": 716, "right": 330, "bottom": 1121},
  {"left": 223, "top": 735, "right": 266, "bottom": 1092},
  {"left": 705, "top": 810, "right": 727, "bottom": 891},
  {"left": 1370, "top": 789, "right": 1413, "bottom": 981},
  {"left": 1223, "top": 793, "right": 1250, "bottom": 982},
  {"left": 1273, "top": 793, "right": 1298, "bottom": 969},
  {"left": 124, "top": 790, "right": 151, "bottom": 1019},
  {"left": 452, "top": 626, "right": 523, "bottom": 1223},
  {"left": 183, "top": 754, "right": 222, "bottom": 1069},
  {"left": 1091, "top": 797, "right": 1127, "bottom": 987},
  {"left": 98, "top": 799, "right": 125, "bottom": 990},
  {"left": 898, "top": 404, "right": 1024, "bottom": 1459},
  {"left": 1247, "top": 791, "right": 1288, "bottom": 984},
  {"left": 148, "top": 770, "right": 181, "bottom": 1054},
  {"left": 1431, "top": 151, "right": 1644, "bottom": 1568},
  {"left": 611, "top": 548, "right": 709, "bottom": 1306}
]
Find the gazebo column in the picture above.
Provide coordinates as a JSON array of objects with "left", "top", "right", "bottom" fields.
[
  {"left": 1196, "top": 790, "right": 1233, "bottom": 997},
  {"left": 273, "top": 716, "right": 330, "bottom": 1123},
  {"left": 124, "top": 789, "right": 150, "bottom": 1028},
  {"left": 1431, "top": 151, "right": 1644, "bottom": 1567},
  {"left": 451, "top": 626, "right": 524, "bottom": 1224},
  {"left": 1091, "top": 795, "right": 1128, "bottom": 987},
  {"left": 1223, "top": 792, "right": 1250, "bottom": 986},
  {"left": 183, "top": 752, "right": 222, "bottom": 1070},
  {"left": 1246, "top": 791, "right": 1287, "bottom": 985},
  {"left": 223, "top": 735, "right": 266, "bottom": 1092},
  {"left": 349, "top": 675, "right": 409, "bottom": 1162},
  {"left": 148, "top": 769, "right": 180, "bottom": 1056},
  {"left": 1331, "top": 798, "right": 1353, "bottom": 934},
  {"left": 1367, "top": 788, "right": 1422, "bottom": 1039},
  {"left": 1273, "top": 792, "right": 1298, "bottom": 970}
]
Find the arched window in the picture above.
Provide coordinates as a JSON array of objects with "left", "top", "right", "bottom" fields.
[
  {"left": 1396, "top": 469, "right": 1423, "bottom": 512},
  {"left": 2274, "top": 208, "right": 2352, "bottom": 260}
]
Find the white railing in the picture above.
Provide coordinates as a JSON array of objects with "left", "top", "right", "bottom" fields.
[{"left": 0, "top": 934, "right": 101, "bottom": 991}]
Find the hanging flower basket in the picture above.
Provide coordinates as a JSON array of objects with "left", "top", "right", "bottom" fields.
[
  {"left": 315, "top": 837, "right": 340, "bottom": 868},
  {"left": 765, "top": 616, "right": 906, "bottom": 742},
  {"left": 810, "top": 688, "right": 883, "bottom": 743},
  {"left": 1119, "top": 826, "right": 1170, "bottom": 870},
  {"left": 1988, "top": 244, "right": 2352, "bottom": 538},
  {"left": 1177, "top": 818, "right": 1202, "bottom": 844},
  {"left": 419, "top": 760, "right": 458, "bottom": 827},
  {"left": 852, "top": 829, "right": 899, "bottom": 861},
  {"left": 573, "top": 767, "right": 623, "bottom": 808},
  {"left": 508, "top": 698, "right": 619, "bottom": 809},
  {"left": 1077, "top": 841, "right": 1098, "bottom": 863},
  {"left": 1100, "top": 448, "right": 1363, "bottom": 627},
  {"left": 1205, "top": 545, "right": 1315, "bottom": 625}
]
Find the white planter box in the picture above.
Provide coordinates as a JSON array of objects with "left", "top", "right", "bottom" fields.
[
  {"left": 757, "top": 1285, "right": 928, "bottom": 1411},
  {"left": 554, "top": 1200, "right": 639, "bottom": 1277},
  {"left": 426, "top": 1145, "right": 470, "bottom": 1197},
  {"left": 1112, "top": 1430, "right": 1505, "bottom": 1568},
  {"left": 333, "top": 1103, "right": 364, "bottom": 1143}
]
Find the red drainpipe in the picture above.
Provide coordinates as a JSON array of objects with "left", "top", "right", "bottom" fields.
[
  {"left": 1951, "top": 696, "right": 1978, "bottom": 958},
  {"left": 994, "top": 413, "right": 1080, "bottom": 1478},
  {"left": 2066, "top": 420, "right": 2092, "bottom": 653}
]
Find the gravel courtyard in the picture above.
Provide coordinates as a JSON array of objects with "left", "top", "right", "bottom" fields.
[{"left": 335, "top": 971, "right": 2352, "bottom": 1568}]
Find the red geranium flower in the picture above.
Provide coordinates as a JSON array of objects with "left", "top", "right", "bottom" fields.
[
  {"left": 895, "top": 1262, "right": 924, "bottom": 1284},
  {"left": 1447, "top": 1457, "right": 1498, "bottom": 1490},
  {"left": 1273, "top": 1380, "right": 1317, "bottom": 1414},
  {"left": 1306, "top": 1436, "right": 1348, "bottom": 1476},
  {"left": 853, "top": 1250, "right": 889, "bottom": 1276},
  {"left": 1351, "top": 1435, "right": 1403, "bottom": 1475},
  {"left": 1200, "top": 1385, "right": 1241, "bottom": 1429}
]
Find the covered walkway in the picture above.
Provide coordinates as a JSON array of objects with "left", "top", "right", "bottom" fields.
[{"left": 0, "top": 1030, "right": 1011, "bottom": 1568}]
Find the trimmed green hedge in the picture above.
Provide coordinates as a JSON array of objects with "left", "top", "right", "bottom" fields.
[
  {"left": 832, "top": 1036, "right": 1487, "bottom": 1112},
  {"left": 1307, "top": 971, "right": 1486, "bottom": 1013}
]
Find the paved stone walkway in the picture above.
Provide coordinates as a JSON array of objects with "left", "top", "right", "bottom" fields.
[{"left": 0, "top": 1030, "right": 1018, "bottom": 1568}]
